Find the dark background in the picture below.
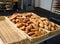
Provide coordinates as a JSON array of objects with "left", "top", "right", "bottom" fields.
[{"left": 40, "top": 35, "right": 60, "bottom": 44}]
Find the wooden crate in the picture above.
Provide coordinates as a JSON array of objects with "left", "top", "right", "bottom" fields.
[
  {"left": 6, "top": 15, "right": 60, "bottom": 44},
  {"left": 6, "top": 16, "right": 50, "bottom": 44},
  {"left": 0, "top": 16, "right": 28, "bottom": 44}
]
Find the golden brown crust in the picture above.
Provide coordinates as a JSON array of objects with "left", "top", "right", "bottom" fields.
[{"left": 9, "top": 12, "right": 59, "bottom": 37}]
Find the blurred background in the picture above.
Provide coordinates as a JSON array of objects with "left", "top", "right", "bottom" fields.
[{"left": 0, "top": 0, "right": 60, "bottom": 44}]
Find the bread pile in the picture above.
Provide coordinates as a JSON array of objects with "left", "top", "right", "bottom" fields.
[{"left": 9, "top": 13, "right": 58, "bottom": 37}]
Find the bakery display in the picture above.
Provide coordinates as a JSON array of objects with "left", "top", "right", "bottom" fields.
[{"left": 9, "top": 12, "right": 59, "bottom": 38}]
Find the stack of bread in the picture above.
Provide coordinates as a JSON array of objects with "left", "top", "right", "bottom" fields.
[{"left": 9, "top": 12, "right": 59, "bottom": 38}]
